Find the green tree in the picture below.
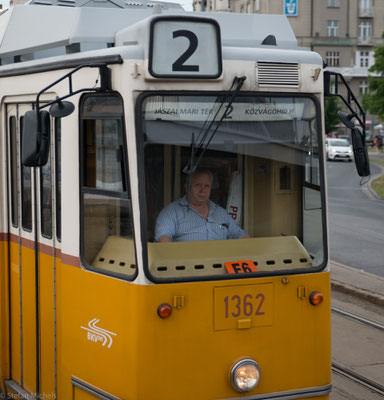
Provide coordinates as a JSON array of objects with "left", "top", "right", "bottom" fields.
[
  {"left": 324, "top": 96, "right": 340, "bottom": 135},
  {"left": 363, "top": 33, "right": 384, "bottom": 120}
]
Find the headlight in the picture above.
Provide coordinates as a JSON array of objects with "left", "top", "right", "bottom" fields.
[{"left": 230, "top": 358, "right": 261, "bottom": 393}]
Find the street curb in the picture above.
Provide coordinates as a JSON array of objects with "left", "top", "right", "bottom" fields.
[
  {"left": 331, "top": 280, "right": 384, "bottom": 307},
  {"left": 330, "top": 260, "right": 384, "bottom": 307},
  {"left": 367, "top": 155, "right": 384, "bottom": 200}
]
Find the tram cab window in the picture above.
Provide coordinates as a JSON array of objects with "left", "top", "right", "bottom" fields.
[
  {"left": 9, "top": 116, "right": 19, "bottom": 227},
  {"left": 80, "top": 94, "right": 136, "bottom": 280},
  {"left": 140, "top": 94, "right": 326, "bottom": 281},
  {"left": 20, "top": 117, "right": 33, "bottom": 232},
  {"left": 55, "top": 119, "right": 62, "bottom": 241}
]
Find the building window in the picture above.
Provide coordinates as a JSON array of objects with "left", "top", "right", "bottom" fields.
[
  {"left": 254, "top": 0, "right": 259, "bottom": 11},
  {"left": 359, "top": 21, "right": 372, "bottom": 38},
  {"left": 327, "top": 0, "right": 339, "bottom": 7},
  {"left": 360, "top": 80, "right": 368, "bottom": 95},
  {"left": 247, "top": 1, "right": 251, "bottom": 13},
  {"left": 326, "top": 52, "right": 340, "bottom": 67},
  {"left": 359, "top": 51, "right": 370, "bottom": 67},
  {"left": 240, "top": 4, "right": 244, "bottom": 12},
  {"left": 360, "top": 0, "right": 372, "bottom": 9},
  {"left": 327, "top": 21, "right": 339, "bottom": 37}
]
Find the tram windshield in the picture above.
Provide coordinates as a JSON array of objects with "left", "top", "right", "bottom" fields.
[{"left": 140, "top": 94, "right": 325, "bottom": 281}]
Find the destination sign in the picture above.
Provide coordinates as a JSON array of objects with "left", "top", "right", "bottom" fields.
[{"left": 144, "top": 102, "right": 305, "bottom": 122}]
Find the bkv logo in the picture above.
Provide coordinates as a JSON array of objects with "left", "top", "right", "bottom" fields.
[{"left": 81, "top": 318, "right": 117, "bottom": 348}]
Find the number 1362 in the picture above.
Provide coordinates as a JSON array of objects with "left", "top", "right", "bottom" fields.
[{"left": 224, "top": 294, "right": 265, "bottom": 318}]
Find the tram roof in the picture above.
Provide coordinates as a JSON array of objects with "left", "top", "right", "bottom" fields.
[{"left": 0, "top": 0, "right": 321, "bottom": 69}]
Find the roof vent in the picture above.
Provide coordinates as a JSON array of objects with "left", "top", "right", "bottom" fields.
[
  {"left": 32, "top": 0, "right": 53, "bottom": 4},
  {"left": 257, "top": 62, "right": 300, "bottom": 88},
  {"left": 58, "top": 0, "right": 76, "bottom": 6},
  {"left": 261, "top": 35, "right": 277, "bottom": 46}
]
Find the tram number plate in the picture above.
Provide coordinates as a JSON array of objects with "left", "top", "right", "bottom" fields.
[
  {"left": 149, "top": 17, "right": 222, "bottom": 78},
  {"left": 214, "top": 283, "right": 273, "bottom": 331}
]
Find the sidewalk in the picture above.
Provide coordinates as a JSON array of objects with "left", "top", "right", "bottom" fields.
[
  {"left": 331, "top": 260, "right": 384, "bottom": 307},
  {"left": 367, "top": 151, "right": 384, "bottom": 199}
]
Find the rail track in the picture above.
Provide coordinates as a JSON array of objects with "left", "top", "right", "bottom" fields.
[
  {"left": 331, "top": 306, "right": 384, "bottom": 331},
  {"left": 331, "top": 306, "right": 384, "bottom": 397},
  {"left": 332, "top": 362, "right": 384, "bottom": 397}
]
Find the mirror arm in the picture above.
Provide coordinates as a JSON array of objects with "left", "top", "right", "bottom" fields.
[
  {"left": 38, "top": 87, "right": 101, "bottom": 111},
  {"left": 35, "top": 63, "right": 112, "bottom": 113},
  {"left": 324, "top": 70, "right": 366, "bottom": 136}
]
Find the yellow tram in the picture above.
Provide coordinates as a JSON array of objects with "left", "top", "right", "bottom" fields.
[{"left": 0, "top": 1, "right": 369, "bottom": 399}]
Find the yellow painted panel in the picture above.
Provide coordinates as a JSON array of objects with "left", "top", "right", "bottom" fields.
[
  {"left": 9, "top": 241, "right": 21, "bottom": 384},
  {"left": 0, "top": 240, "right": 10, "bottom": 386},
  {"left": 56, "top": 266, "right": 330, "bottom": 400},
  {"left": 39, "top": 252, "right": 55, "bottom": 396},
  {"left": 55, "top": 257, "right": 67, "bottom": 399},
  {"left": 131, "top": 272, "right": 331, "bottom": 399},
  {"left": 21, "top": 246, "right": 36, "bottom": 394},
  {"left": 73, "top": 388, "right": 99, "bottom": 400},
  {"left": 300, "top": 397, "right": 329, "bottom": 400}
]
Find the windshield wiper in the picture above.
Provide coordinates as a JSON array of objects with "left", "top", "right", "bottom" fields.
[{"left": 183, "top": 76, "right": 246, "bottom": 179}]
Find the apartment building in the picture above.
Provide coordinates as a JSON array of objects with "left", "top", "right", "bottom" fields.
[{"left": 194, "top": 0, "right": 384, "bottom": 130}]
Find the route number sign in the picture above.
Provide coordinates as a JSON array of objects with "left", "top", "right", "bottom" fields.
[{"left": 149, "top": 17, "right": 222, "bottom": 79}]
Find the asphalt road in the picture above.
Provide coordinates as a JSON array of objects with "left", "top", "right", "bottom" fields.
[{"left": 326, "top": 159, "right": 384, "bottom": 277}]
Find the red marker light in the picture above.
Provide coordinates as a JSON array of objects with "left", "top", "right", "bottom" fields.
[
  {"left": 309, "top": 291, "right": 323, "bottom": 306},
  {"left": 157, "top": 303, "right": 173, "bottom": 319}
]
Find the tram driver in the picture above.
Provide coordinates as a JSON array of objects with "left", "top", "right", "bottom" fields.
[{"left": 155, "top": 169, "right": 249, "bottom": 242}]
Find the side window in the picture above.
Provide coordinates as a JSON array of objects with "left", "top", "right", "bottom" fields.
[
  {"left": 41, "top": 137, "right": 52, "bottom": 238},
  {"left": 20, "top": 117, "right": 32, "bottom": 232},
  {"left": 80, "top": 94, "right": 136, "bottom": 279},
  {"left": 55, "top": 119, "right": 62, "bottom": 241},
  {"left": 9, "top": 116, "right": 18, "bottom": 227}
]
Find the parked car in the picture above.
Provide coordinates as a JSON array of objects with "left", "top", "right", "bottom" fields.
[
  {"left": 325, "top": 138, "right": 353, "bottom": 161},
  {"left": 337, "top": 135, "right": 350, "bottom": 143}
]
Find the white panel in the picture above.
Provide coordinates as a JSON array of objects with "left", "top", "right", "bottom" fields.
[{"left": 149, "top": 18, "right": 222, "bottom": 78}]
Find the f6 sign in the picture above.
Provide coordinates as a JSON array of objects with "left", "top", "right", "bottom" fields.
[{"left": 148, "top": 16, "right": 222, "bottom": 79}]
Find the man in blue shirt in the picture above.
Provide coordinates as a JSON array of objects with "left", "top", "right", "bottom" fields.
[{"left": 155, "top": 169, "right": 249, "bottom": 242}]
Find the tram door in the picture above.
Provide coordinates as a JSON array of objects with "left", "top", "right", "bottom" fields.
[{"left": 7, "top": 103, "right": 57, "bottom": 397}]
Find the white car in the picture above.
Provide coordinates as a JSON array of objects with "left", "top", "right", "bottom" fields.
[{"left": 325, "top": 138, "right": 353, "bottom": 161}]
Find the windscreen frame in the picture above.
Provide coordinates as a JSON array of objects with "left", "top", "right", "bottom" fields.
[{"left": 135, "top": 90, "right": 328, "bottom": 284}]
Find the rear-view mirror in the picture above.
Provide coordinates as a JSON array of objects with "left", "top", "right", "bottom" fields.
[
  {"left": 338, "top": 111, "right": 356, "bottom": 129},
  {"left": 22, "top": 110, "right": 50, "bottom": 167},
  {"left": 351, "top": 127, "right": 370, "bottom": 177}
]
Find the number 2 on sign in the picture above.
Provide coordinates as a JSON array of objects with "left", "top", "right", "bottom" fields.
[
  {"left": 172, "top": 30, "right": 199, "bottom": 72},
  {"left": 224, "top": 293, "right": 265, "bottom": 318}
]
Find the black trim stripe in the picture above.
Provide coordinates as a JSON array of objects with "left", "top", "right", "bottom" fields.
[{"left": 0, "top": 55, "right": 123, "bottom": 78}]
